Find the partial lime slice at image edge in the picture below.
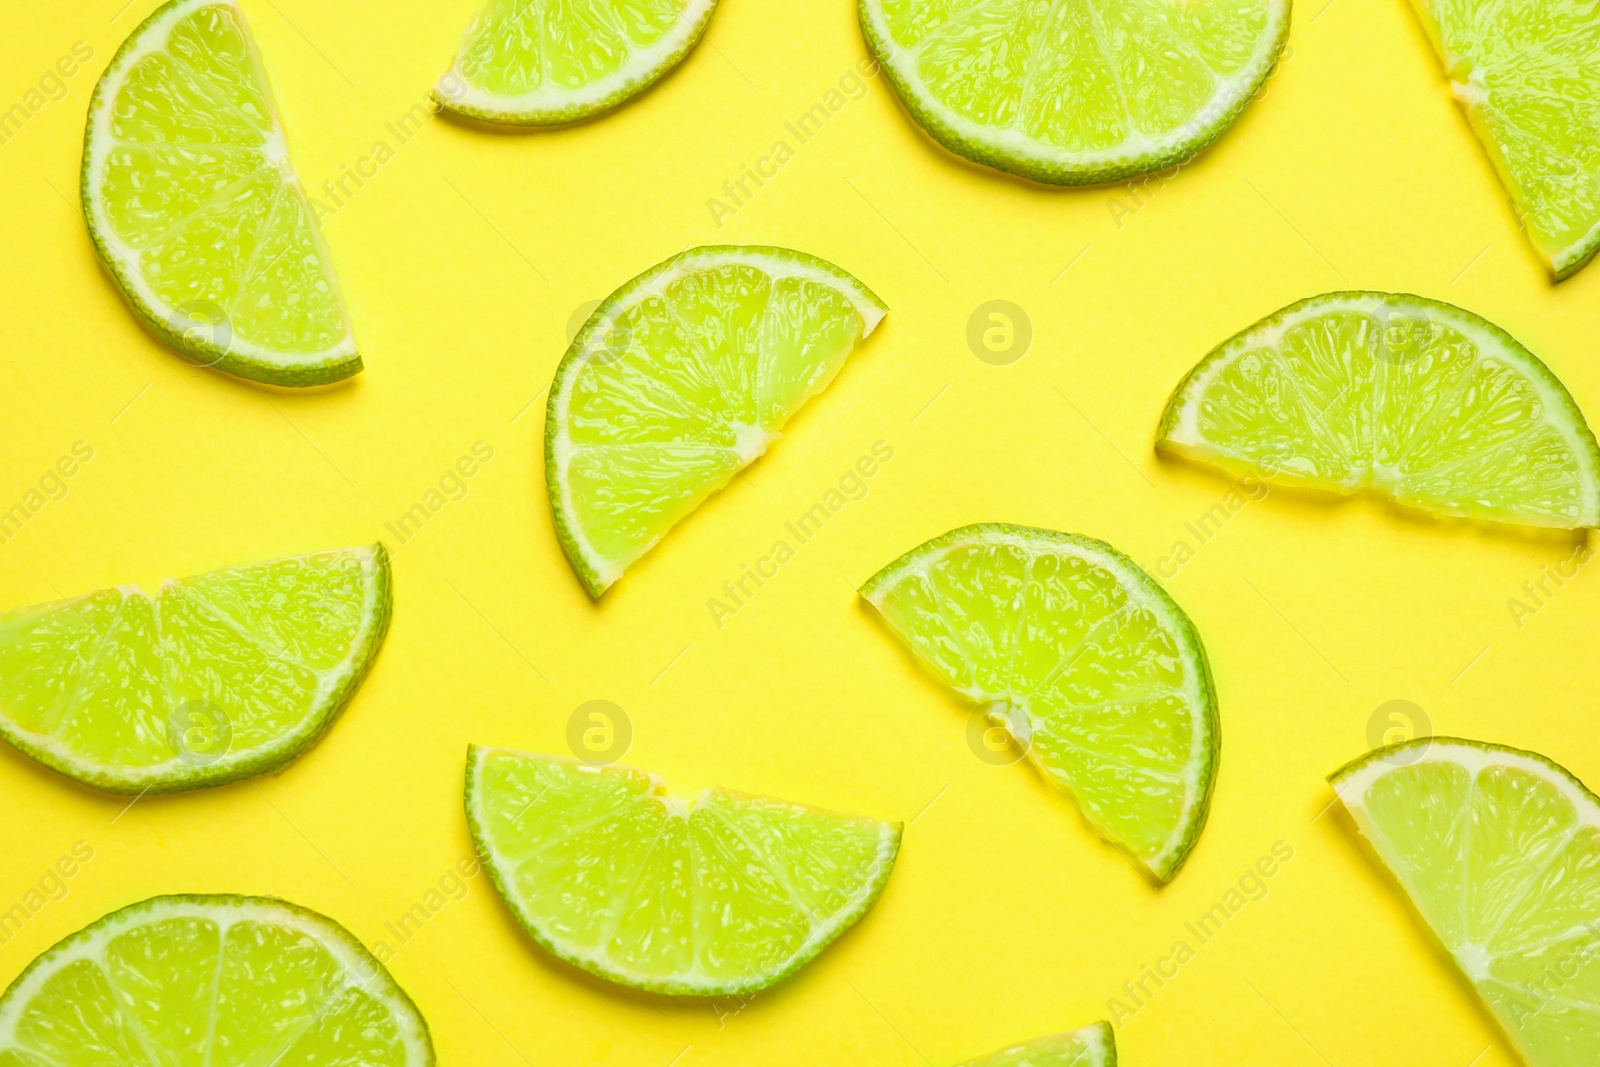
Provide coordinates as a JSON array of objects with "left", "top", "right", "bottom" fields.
[
  {"left": 465, "top": 746, "right": 902, "bottom": 996},
  {"left": 1157, "top": 292, "right": 1600, "bottom": 528},
  {"left": 858, "top": 0, "right": 1291, "bottom": 185},
  {"left": 545, "top": 245, "right": 887, "bottom": 598},
  {"left": 956, "top": 1020, "right": 1117, "bottom": 1066},
  {"left": 435, "top": 0, "right": 720, "bottom": 126},
  {"left": 0, "top": 545, "right": 391, "bottom": 795},
  {"left": 861, "top": 524, "right": 1219, "bottom": 883},
  {"left": 1331, "top": 737, "right": 1600, "bottom": 1067},
  {"left": 82, "top": 0, "right": 359, "bottom": 386},
  {"left": 0, "top": 894, "right": 433, "bottom": 1066}
]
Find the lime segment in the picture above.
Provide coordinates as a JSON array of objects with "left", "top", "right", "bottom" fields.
[
  {"left": 0, "top": 895, "right": 432, "bottom": 1066},
  {"left": 860, "top": 524, "right": 1218, "bottom": 882},
  {"left": 0, "top": 545, "right": 390, "bottom": 794},
  {"left": 83, "top": 0, "right": 357, "bottom": 385},
  {"left": 1158, "top": 292, "right": 1600, "bottom": 528},
  {"left": 955, "top": 1022, "right": 1116, "bottom": 1066},
  {"left": 546, "top": 246, "right": 886, "bottom": 596},
  {"left": 465, "top": 746, "right": 901, "bottom": 995},
  {"left": 1332, "top": 738, "right": 1600, "bottom": 1067}
]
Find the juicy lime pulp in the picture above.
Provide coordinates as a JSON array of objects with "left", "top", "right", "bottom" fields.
[
  {"left": 0, "top": 894, "right": 432, "bottom": 1066},
  {"left": 545, "top": 246, "right": 887, "bottom": 597},
  {"left": 1408, "top": 0, "right": 1600, "bottom": 279},
  {"left": 0, "top": 545, "right": 390, "bottom": 794},
  {"left": 956, "top": 1021, "right": 1117, "bottom": 1066},
  {"left": 436, "top": 0, "right": 720, "bottom": 125},
  {"left": 860, "top": 524, "right": 1218, "bottom": 882},
  {"left": 82, "top": 0, "right": 357, "bottom": 385},
  {"left": 1332, "top": 738, "right": 1600, "bottom": 1067},
  {"left": 859, "top": 0, "right": 1291, "bottom": 184},
  {"left": 465, "top": 746, "right": 902, "bottom": 996},
  {"left": 1158, "top": 292, "right": 1600, "bottom": 528}
]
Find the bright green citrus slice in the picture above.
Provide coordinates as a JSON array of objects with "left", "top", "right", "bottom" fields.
[
  {"left": 546, "top": 245, "right": 887, "bottom": 597},
  {"left": 0, "top": 894, "right": 433, "bottom": 1066},
  {"left": 1331, "top": 738, "right": 1600, "bottom": 1067},
  {"left": 955, "top": 1022, "right": 1116, "bottom": 1066},
  {"left": 1407, "top": 0, "right": 1600, "bottom": 279},
  {"left": 435, "top": 0, "right": 719, "bottom": 125},
  {"left": 83, "top": 0, "right": 357, "bottom": 385},
  {"left": 860, "top": 524, "right": 1218, "bottom": 882},
  {"left": 465, "top": 746, "right": 902, "bottom": 995},
  {"left": 1158, "top": 292, "right": 1600, "bottom": 528},
  {"left": 0, "top": 545, "right": 390, "bottom": 794},
  {"left": 858, "top": 0, "right": 1291, "bottom": 184}
]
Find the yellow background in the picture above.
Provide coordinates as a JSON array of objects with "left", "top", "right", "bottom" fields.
[{"left": 2, "top": 0, "right": 1598, "bottom": 1062}]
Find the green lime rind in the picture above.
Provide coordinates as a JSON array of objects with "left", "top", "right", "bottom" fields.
[
  {"left": 1329, "top": 736, "right": 1600, "bottom": 802},
  {"left": 860, "top": 523, "right": 1219, "bottom": 883},
  {"left": 0, "top": 544, "right": 391, "bottom": 795},
  {"left": 0, "top": 894, "right": 433, "bottom": 1065},
  {"left": 464, "top": 745, "right": 903, "bottom": 996},
  {"left": 434, "top": 0, "right": 720, "bottom": 126},
  {"left": 1157, "top": 291, "right": 1600, "bottom": 527},
  {"left": 545, "top": 245, "right": 888, "bottom": 598},
  {"left": 955, "top": 1020, "right": 1117, "bottom": 1066},
  {"left": 857, "top": 0, "right": 1291, "bottom": 186},
  {"left": 82, "top": 0, "right": 359, "bottom": 387}
]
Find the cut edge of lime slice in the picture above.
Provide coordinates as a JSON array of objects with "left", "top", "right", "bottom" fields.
[
  {"left": 957, "top": 1020, "right": 1117, "bottom": 1066},
  {"left": 860, "top": 523, "right": 1219, "bottom": 883},
  {"left": 0, "top": 893, "right": 434, "bottom": 1065},
  {"left": 433, "top": 0, "right": 721, "bottom": 126},
  {"left": 81, "top": 0, "right": 359, "bottom": 386},
  {"left": 1156, "top": 291, "right": 1600, "bottom": 526},
  {"left": 463, "top": 744, "right": 903, "bottom": 996},
  {"left": 545, "top": 245, "right": 888, "bottom": 598},
  {"left": 0, "top": 544, "right": 392, "bottom": 795},
  {"left": 857, "top": 0, "right": 1292, "bottom": 186}
]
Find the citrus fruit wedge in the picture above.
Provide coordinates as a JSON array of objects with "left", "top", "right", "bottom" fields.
[
  {"left": 546, "top": 246, "right": 887, "bottom": 597},
  {"left": 860, "top": 524, "right": 1218, "bottom": 882},
  {"left": 0, "top": 894, "right": 433, "bottom": 1066},
  {"left": 858, "top": 0, "right": 1291, "bottom": 184},
  {"left": 83, "top": 0, "right": 357, "bottom": 385},
  {"left": 0, "top": 545, "right": 390, "bottom": 794},
  {"left": 1407, "top": 0, "right": 1600, "bottom": 279},
  {"left": 955, "top": 1022, "right": 1116, "bottom": 1066},
  {"left": 436, "top": 0, "right": 719, "bottom": 125},
  {"left": 465, "top": 746, "right": 902, "bottom": 995},
  {"left": 1331, "top": 738, "right": 1600, "bottom": 1066},
  {"left": 1158, "top": 292, "right": 1600, "bottom": 528}
]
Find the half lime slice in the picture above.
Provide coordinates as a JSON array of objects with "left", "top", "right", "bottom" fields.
[
  {"left": 1332, "top": 738, "right": 1600, "bottom": 1067},
  {"left": 1158, "top": 292, "right": 1600, "bottom": 527},
  {"left": 83, "top": 0, "right": 357, "bottom": 385},
  {"left": 861, "top": 524, "right": 1218, "bottom": 882},
  {"left": 1408, "top": 0, "right": 1600, "bottom": 278},
  {"left": 0, "top": 894, "right": 432, "bottom": 1065},
  {"left": 465, "top": 746, "right": 901, "bottom": 995},
  {"left": 546, "top": 246, "right": 886, "bottom": 597},
  {"left": 0, "top": 545, "right": 390, "bottom": 794},
  {"left": 859, "top": 0, "right": 1291, "bottom": 184},
  {"left": 436, "top": 0, "right": 719, "bottom": 125},
  {"left": 956, "top": 1022, "right": 1116, "bottom": 1066}
]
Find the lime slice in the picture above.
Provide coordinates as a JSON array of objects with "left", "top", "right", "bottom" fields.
[
  {"left": 1408, "top": 0, "right": 1600, "bottom": 278},
  {"left": 1158, "top": 292, "right": 1600, "bottom": 528},
  {"left": 0, "top": 545, "right": 390, "bottom": 794},
  {"left": 1331, "top": 738, "right": 1600, "bottom": 1066},
  {"left": 465, "top": 746, "right": 902, "bottom": 995},
  {"left": 858, "top": 0, "right": 1290, "bottom": 185},
  {"left": 83, "top": 0, "right": 357, "bottom": 386},
  {"left": 546, "top": 245, "right": 887, "bottom": 597},
  {"left": 860, "top": 524, "right": 1218, "bottom": 882},
  {"left": 436, "top": 0, "right": 719, "bottom": 125},
  {"left": 955, "top": 1022, "right": 1116, "bottom": 1066},
  {"left": 0, "top": 894, "right": 432, "bottom": 1066}
]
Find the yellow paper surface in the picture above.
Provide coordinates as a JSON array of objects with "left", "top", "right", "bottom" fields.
[{"left": 2, "top": 0, "right": 1598, "bottom": 1063}]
